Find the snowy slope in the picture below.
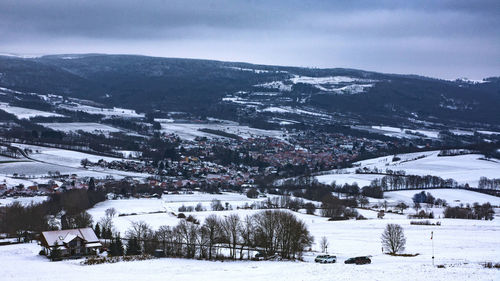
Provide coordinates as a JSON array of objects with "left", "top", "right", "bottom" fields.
[
  {"left": 1, "top": 241, "right": 498, "bottom": 281},
  {"left": 38, "top": 122, "right": 122, "bottom": 134},
  {"left": 317, "top": 151, "right": 500, "bottom": 187},
  {"left": 0, "top": 103, "right": 64, "bottom": 119},
  {"left": 385, "top": 189, "right": 500, "bottom": 207}
]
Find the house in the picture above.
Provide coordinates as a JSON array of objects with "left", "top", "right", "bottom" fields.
[{"left": 40, "top": 228, "right": 102, "bottom": 258}]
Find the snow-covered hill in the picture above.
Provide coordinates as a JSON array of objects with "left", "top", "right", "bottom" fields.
[{"left": 317, "top": 151, "right": 500, "bottom": 187}]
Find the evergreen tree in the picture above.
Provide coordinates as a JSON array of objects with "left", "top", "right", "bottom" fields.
[
  {"left": 109, "top": 235, "right": 124, "bottom": 256},
  {"left": 109, "top": 238, "right": 117, "bottom": 256},
  {"left": 115, "top": 236, "right": 124, "bottom": 256},
  {"left": 50, "top": 241, "right": 62, "bottom": 261},
  {"left": 88, "top": 177, "right": 96, "bottom": 191},
  {"left": 94, "top": 223, "right": 101, "bottom": 238},
  {"left": 126, "top": 237, "right": 141, "bottom": 255}
]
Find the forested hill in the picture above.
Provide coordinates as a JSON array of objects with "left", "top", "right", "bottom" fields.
[{"left": 0, "top": 54, "right": 499, "bottom": 126}]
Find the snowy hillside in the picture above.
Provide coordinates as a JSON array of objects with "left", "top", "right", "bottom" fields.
[
  {"left": 317, "top": 151, "right": 500, "bottom": 187},
  {"left": 3, "top": 193, "right": 485, "bottom": 281},
  {"left": 0, "top": 102, "right": 64, "bottom": 119},
  {"left": 384, "top": 188, "right": 500, "bottom": 207},
  {"left": 38, "top": 122, "right": 122, "bottom": 134},
  {"left": 255, "top": 75, "right": 377, "bottom": 94}
]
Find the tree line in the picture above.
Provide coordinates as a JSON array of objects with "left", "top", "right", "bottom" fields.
[
  {"left": 478, "top": 177, "right": 500, "bottom": 190},
  {"left": 371, "top": 174, "right": 458, "bottom": 191},
  {"left": 444, "top": 203, "right": 495, "bottom": 220},
  {"left": 106, "top": 210, "right": 313, "bottom": 260},
  {"left": 0, "top": 189, "right": 106, "bottom": 241}
]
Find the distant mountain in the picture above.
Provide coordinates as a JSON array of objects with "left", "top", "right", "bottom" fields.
[{"left": 0, "top": 54, "right": 498, "bottom": 127}]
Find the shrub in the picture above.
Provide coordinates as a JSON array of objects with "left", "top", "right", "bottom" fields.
[
  {"left": 246, "top": 188, "right": 259, "bottom": 199},
  {"left": 186, "top": 215, "right": 199, "bottom": 224}
]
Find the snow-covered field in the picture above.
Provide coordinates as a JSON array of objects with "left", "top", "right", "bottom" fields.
[
  {"left": 2, "top": 241, "right": 498, "bottom": 281},
  {"left": 260, "top": 106, "right": 330, "bottom": 118},
  {"left": 3, "top": 191, "right": 498, "bottom": 281},
  {"left": 158, "top": 121, "right": 285, "bottom": 141},
  {"left": 38, "top": 122, "right": 122, "bottom": 134},
  {"left": 58, "top": 104, "right": 144, "bottom": 118},
  {"left": 385, "top": 189, "right": 500, "bottom": 207},
  {"left": 365, "top": 126, "right": 440, "bottom": 139},
  {"left": 317, "top": 150, "right": 500, "bottom": 187},
  {"left": 10, "top": 144, "right": 125, "bottom": 168},
  {"left": 0, "top": 196, "right": 47, "bottom": 207},
  {"left": 253, "top": 75, "right": 377, "bottom": 94},
  {"left": 0, "top": 144, "right": 146, "bottom": 185},
  {"left": 87, "top": 192, "right": 267, "bottom": 226},
  {"left": 0, "top": 161, "right": 79, "bottom": 176},
  {"left": 0, "top": 103, "right": 64, "bottom": 119}
]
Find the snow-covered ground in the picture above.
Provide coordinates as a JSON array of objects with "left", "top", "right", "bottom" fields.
[
  {"left": 58, "top": 104, "right": 144, "bottom": 118},
  {"left": 317, "top": 150, "right": 500, "bottom": 187},
  {"left": 0, "top": 103, "right": 64, "bottom": 119},
  {"left": 0, "top": 196, "right": 48, "bottom": 207},
  {"left": 1, "top": 189, "right": 498, "bottom": 280},
  {"left": 316, "top": 173, "right": 383, "bottom": 187},
  {"left": 385, "top": 189, "right": 500, "bottom": 207},
  {"left": 38, "top": 122, "right": 122, "bottom": 134},
  {"left": 4, "top": 191, "right": 497, "bottom": 281},
  {"left": 87, "top": 192, "right": 267, "bottom": 225},
  {"left": 260, "top": 106, "right": 330, "bottom": 118},
  {"left": 368, "top": 126, "right": 440, "bottom": 139},
  {"left": 253, "top": 75, "right": 377, "bottom": 94},
  {"left": 158, "top": 121, "right": 285, "bottom": 141},
  {"left": 0, "top": 144, "right": 146, "bottom": 185},
  {"left": 0, "top": 161, "right": 79, "bottom": 176},
  {"left": 10, "top": 144, "right": 125, "bottom": 168},
  {"left": 2, "top": 241, "right": 498, "bottom": 281}
]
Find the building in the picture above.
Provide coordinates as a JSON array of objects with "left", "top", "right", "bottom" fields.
[{"left": 40, "top": 228, "right": 102, "bottom": 258}]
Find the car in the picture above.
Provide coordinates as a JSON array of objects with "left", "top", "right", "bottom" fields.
[
  {"left": 314, "top": 255, "right": 329, "bottom": 263},
  {"left": 315, "top": 255, "right": 337, "bottom": 263},
  {"left": 344, "top": 256, "right": 371, "bottom": 265},
  {"left": 323, "top": 255, "right": 337, "bottom": 263},
  {"left": 254, "top": 252, "right": 265, "bottom": 261}
]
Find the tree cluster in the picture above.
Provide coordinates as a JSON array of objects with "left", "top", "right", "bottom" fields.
[
  {"left": 372, "top": 174, "right": 458, "bottom": 191},
  {"left": 111, "top": 210, "right": 313, "bottom": 260},
  {"left": 444, "top": 202, "right": 494, "bottom": 220},
  {"left": 0, "top": 189, "right": 106, "bottom": 240},
  {"left": 478, "top": 177, "right": 500, "bottom": 190}
]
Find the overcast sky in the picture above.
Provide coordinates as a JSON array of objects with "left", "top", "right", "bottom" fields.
[{"left": 1, "top": 0, "right": 499, "bottom": 79}]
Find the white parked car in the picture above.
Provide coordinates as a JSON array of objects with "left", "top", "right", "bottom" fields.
[{"left": 315, "top": 255, "right": 337, "bottom": 263}]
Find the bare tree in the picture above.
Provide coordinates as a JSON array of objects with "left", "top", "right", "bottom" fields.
[
  {"left": 126, "top": 221, "right": 152, "bottom": 240},
  {"left": 396, "top": 201, "right": 409, "bottom": 213},
  {"left": 382, "top": 200, "right": 389, "bottom": 212},
  {"left": 319, "top": 236, "right": 329, "bottom": 253},
  {"left": 202, "top": 214, "right": 222, "bottom": 259},
  {"left": 175, "top": 220, "right": 199, "bottom": 258},
  {"left": 211, "top": 199, "right": 224, "bottom": 211},
  {"left": 413, "top": 202, "right": 421, "bottom": 214},
  {"left": 381, "top": 224, "right": 406, "bottom": 254},
  {"left": 126, "top": 221, "right": 154, "bottom": 253},
  {"left": 358, "top": 197, "right": 369, "bottom": 208},
  {"left": 155, "top": 225, "right": 172, "bottom": 255},
  {"left": 239, "top": 215, "right": 255, "bottom": 259},
  {"left": 221, "top": 213, "right": 241, "bottom": 259},
  {"left": 105, "top": 207, "right": 117, "bottom": 218}
]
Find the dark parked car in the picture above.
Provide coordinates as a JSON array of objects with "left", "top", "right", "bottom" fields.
[{"left": 344, "top": 256, "right": 371, "bottom": 265}]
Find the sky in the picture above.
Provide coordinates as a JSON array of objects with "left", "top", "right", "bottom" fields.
[{"left": 0, "top": 0, "right": 499, "bottom": 80}]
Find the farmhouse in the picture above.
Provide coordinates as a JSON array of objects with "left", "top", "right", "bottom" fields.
[{"left": 40, "top": 228, "right": 102, "bottom": 258}]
